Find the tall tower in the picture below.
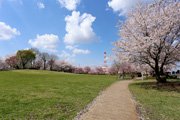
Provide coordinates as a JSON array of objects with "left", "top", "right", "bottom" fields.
[
  {"left": 103, "top": 52, "right": 108, "bottom": 73},
  {"left": 103, "top": 52, "right": 107, "bottom": 68}
]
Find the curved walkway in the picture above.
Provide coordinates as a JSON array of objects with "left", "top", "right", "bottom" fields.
[{"left": 79, "top": 80, "right": 138, "bottom": 120}]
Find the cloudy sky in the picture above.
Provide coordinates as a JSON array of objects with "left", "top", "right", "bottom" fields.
[{"left": 0, "top": 0, "right": 154, "bottom": 68}]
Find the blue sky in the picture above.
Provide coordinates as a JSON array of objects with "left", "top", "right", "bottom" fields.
[{"left": 0, "top": 0, "right": 154, "bottom": 68}]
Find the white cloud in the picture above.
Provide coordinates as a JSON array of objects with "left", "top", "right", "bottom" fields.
[
  {"left": 0, "top": 22, "right": 20, "bottom": 40},
  {"left": 107, "top": 0, "right": 154, "bottom": 16},
  {"left": 58, "top": 50, "right": 70, "bottom": 57},
  {"left": 73, "top": 48, "right": 90, "bottom": 54},
  {"left": 37, "top": 2, "right": 45, "bottom": 9},
  {"left": 72, "top": 54, "right": 75, "bottom": 57},
  {"left": 65, "top": 45, "right": 90, "bottom": 55},
  {"left": 58, "top": 51, "right": 75, "bottom": 63},
  {"left": 64, "top": 11, "right": 98, "bottom": 44},
  {"left": 29, "top": 34, "right": 60, "bottom": 52},
  {"left": 57, "top": 0, "right": 80, "bottom": 11},
  {"left": 65, "top": 45, "right": 78, "bottom": 50},
  {"left": 24, "top": 48, "right": 30, "bottom": 50}
]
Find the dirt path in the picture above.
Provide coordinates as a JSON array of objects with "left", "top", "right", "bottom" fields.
[{"left": 79, "top": 80, "right": 138, "bottom": 120}]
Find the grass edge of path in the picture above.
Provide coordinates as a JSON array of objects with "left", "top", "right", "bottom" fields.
[{"left": 129, "top": 79, "right": 180, "bottom": 120}]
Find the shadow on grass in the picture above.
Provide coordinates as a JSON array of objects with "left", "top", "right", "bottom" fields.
[{"left": 133, "top": 81, "right": 180, "bottom": 93}]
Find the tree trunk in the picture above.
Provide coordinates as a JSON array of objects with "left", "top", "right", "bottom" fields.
[
  {"left": 50, "top": 65, "right": 52, "bottom": 71},
  {"left": 155, "top": 74, "right": 167, "bottom": 83},
  {"left": 122, "top": 70, "right": 125, "bottom": 79},
  {"left": 155, "top": 68, "right": 166, "bottom": 83},
  {"left": 43, "top": 60, "right": 46, "bottom": 70},
  {"left": 22, "top": 63, "right": 25, "bottom": 69},
  {"left": 155, "top": 60, "right": 166, "bottom": 83},
  {"left": 116, "top": 71, "right": 118, "bottom": 80}
]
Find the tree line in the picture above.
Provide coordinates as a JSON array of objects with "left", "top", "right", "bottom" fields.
[
  {"left": 3, "top": 48, "right": 59, "bottom": 70},
  {"left": 0, "top": 48, "right": 109, "bottom": 75}
]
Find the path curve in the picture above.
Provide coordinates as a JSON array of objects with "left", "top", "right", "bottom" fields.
[{"left": 79, "top": 80, "right": 138, "bottom": 120}]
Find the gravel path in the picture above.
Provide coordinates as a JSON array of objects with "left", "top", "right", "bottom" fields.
[{"left": 79, "top": 80, "right": 138, "bottom": 120}]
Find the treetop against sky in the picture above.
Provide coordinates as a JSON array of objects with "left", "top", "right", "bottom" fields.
[
  {"left": 111, "top": 0, "right": 180, "bottom": 82},
  {"left": 0, "top": 0, "right": 156, "bottom": 67}
]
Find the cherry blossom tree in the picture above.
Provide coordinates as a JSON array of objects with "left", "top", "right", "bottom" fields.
[
  {"left": 88, "top": 69, "right": 95, "bottom": 74},
  {"left": 55, "top": 60, "right": 73, "bottom": 72},
  {"left": 83, "top": 66, "right": 91, "bottom": 74},
  {"left": 0, "top": 57, "right": 8, "bottom": 70},
  {"left": 108, "top": 66, "right": 117, "bottom": 75},
  {"left": 94, "top": 67, "right": 105, "bottom": 75},
  {"left": 5, "top": 56, "right": 19, "bottom": 69},
  {"left": 112, "top": 60, "right": 135, "bottom": 79},
  {"left": 111, "top": 0, "right": 180, "bottom": 83},
  {"left": 74, "top": 67, "right": 84, "bottom": 74},
  {"left": 34, "top": 59, "right": 43, "bottom": 69}
]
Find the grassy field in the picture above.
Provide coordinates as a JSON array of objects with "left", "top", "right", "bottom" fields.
[
  {"left": 129, "top": 79, "right": 180, "bottom": 120},
  {"left": 0, "top": 70, "right": 117, "bottom": 119}
]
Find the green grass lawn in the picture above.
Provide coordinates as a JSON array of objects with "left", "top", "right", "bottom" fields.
[
  {"left": 0, "top": 70, "right": 117, "bottom": 119},
  {"left": 129, "top": 79, "right": 180, "bottom": 120}
]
